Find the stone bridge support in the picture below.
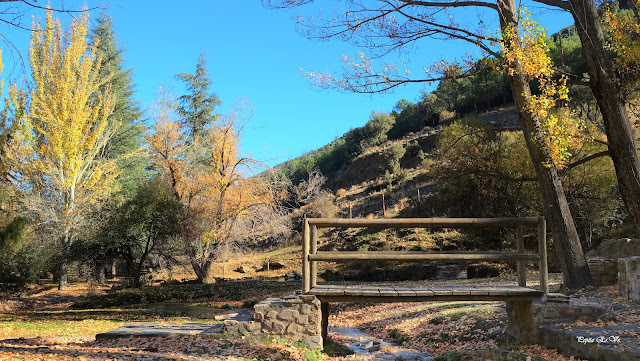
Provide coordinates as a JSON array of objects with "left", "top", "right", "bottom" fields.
[{"left": 226, "top": 294, "right": 324, "bottom": 349}]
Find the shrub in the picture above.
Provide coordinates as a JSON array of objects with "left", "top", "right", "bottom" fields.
[{"left": 0, "top": 242, "right": 47, "bottom": 290}]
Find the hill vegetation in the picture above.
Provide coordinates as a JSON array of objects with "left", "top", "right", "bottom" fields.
[{"left": 272, "top": 21, "right": 636, "bottom": 270}]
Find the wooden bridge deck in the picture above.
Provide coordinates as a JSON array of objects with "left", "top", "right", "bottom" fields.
[{"left": 309, "top": 284, "right": 543, "bottom": 302}]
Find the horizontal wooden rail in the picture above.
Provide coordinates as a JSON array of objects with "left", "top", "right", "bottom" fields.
[
  {"left": 307, "top": 217, "right": 541, "bottom": 228},
  {"left": 309, "top": 251, "right": 540, "bottom": 262},
  {"left": 302, "top": 217, "right": 548, "bottom": 295}
]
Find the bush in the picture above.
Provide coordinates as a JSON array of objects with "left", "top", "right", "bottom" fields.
[
  {"left": 0, "top": 215, "right": 47, "bottom": 290},
  {"left": 0, "top": 242, "right": 47, "bottom": 290}
]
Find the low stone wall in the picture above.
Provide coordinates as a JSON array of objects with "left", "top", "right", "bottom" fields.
[
  {"left": 588, "top": 258, "right": 618, "bottom": 286},
  {"left": 533, "top": 297, "right": 613, "bottom": 324},
  {"left": 506, "top": 294, "right": 614, "bottom": 341},
  {"left": 223, "top": 294, "right": 323, "bottom": 349},
  {"left": 619, "top": 256, "right": 640, "bottom": 301}
]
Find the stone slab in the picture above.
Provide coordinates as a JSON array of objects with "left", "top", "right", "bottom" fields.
[{"left": 95, "top": 323, "right": 223, "bottom": 340}]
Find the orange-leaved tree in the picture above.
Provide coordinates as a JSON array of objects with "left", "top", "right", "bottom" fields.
[
  {"left": 147, "top": 93, "right": 277, "bottom": 283},
  {"left": 3, "top": 10, "right": 117, "bottom": 290}
]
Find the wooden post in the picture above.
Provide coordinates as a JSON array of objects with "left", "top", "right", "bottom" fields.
[
  {"left": 349, "top": 203, "right": 353, "bottom": 219},
  {"left": 538, "top": 217, "right": 548, "bottom": 294},
  {"left": 303, "top": 219, "right": 311, "bottom": 293},
  {"left": 517, "top": 225, "right": 526, "bottom": 287},
  {"left": 311, "top": 225, "right": 318, "bottom": 288},
  {"left": 382, "top": 193, "right": 386, "bottom": 217},
  {"left": 417, "top": 189, "right": 421, "bottom": 203},
  {"left": 321, "top": 302, "right": 329, "bottom": 344}
]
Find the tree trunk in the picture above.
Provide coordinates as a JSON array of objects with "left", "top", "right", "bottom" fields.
[
  {"left": 56, "top": 261, "right": 69, "bottom": 291},
  {"left": 498, "top": 0, "right": 592, "bottom": 289},
  {"left": 94, "top": 263, "right": 107, "bottom": 286},
  {"left": 567, "top": 0, "right": 640, "bottom": 237},
  {"left": 191, "top": 259, "right": 215, "bottom": 284},
  {"left": 109, "top": 259, "right": 116, "bottom": 279}
]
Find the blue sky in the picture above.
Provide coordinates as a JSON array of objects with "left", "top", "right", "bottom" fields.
[{"left": 0, "top": 1, "right": 573, "bottom": 168}]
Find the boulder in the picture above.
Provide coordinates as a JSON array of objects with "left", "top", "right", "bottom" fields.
[
  {"left": 587, "top": 238, "right": 640, "bottom": 259},
  {"left": 264, "top": 261, "right": 287, "bottom": 270},
  {"left": 234, "top": 265, "right": 252, "bottom": 273}
]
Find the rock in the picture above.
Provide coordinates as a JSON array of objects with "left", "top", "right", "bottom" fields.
[
  {"left": 234, "top": 265, "right": 252, "bottom": 273},
  {"left": 542, "top": 293, "right": 570, "bottom": 303},
  {"left": 215, "top": 312, "right": 240, "bottom": 320},
  {"left": 368, "top": 341, "right": 382, "bottom": 352},
  {"left": 286, "top": 323, "right": 301, "bottom": 335},
  {"left": 278, "top": 309, "right": 299, "bottom": 322},
  {"left": 267, "top": 261, "right": 287, "bottom": 269},
  {"left": 587, "top": 238, "right": 640, "bottom": 259},
  {"left": 619, "top": 256, "right": 640, "bottom": 301},
  {"left": 361, "top": 340, "right": 374, "bottom": 349},
  {"left": 285, "top": 271, "right": 302, "bottom": 280},
  {"left": 271, "top": 320, "right": 287, "bottom": 333},
  {"left": 436, "top": 263, "right": 467, "bottom": 279}
]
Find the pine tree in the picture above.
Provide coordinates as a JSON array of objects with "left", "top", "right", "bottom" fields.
[
  {"left": 176, "top": 53, "right": 221, "bottom": 139},
  {"left": 89, "top": 12, "right": 146, "bottom": 196}
]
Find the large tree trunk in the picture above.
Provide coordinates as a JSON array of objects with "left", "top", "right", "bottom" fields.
[
  {"left": 56, "top": 261, "right": 69, "bottom": 291},
  {"left": 568, "top": 0, "right": 640, "bottom": 236},
  {"left": 497, "top": 0, "right": 593, "bottom": 289},
  {"left": 191, "top": 259, "right": 215, "bottom": 284}
]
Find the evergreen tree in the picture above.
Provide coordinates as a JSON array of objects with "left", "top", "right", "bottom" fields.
[
  {"left": 175, "top": 53, "right": 221, "bottom": 138},
  {"left": 89, "top": 12, "right": 146, "bottom": 196}
]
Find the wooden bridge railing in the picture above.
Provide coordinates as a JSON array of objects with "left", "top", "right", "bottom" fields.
[{"left": 302, "top": 217, "right": 548, "bottom": 294}]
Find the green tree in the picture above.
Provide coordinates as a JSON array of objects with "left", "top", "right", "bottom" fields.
[
  {"left": 360, "top": 111, "right": 395, "bottom": 149},
  {"left": 98, "top": 177, "right": 181, "bottom": 287},
  {"left": 381, "top": 142, "right": 407, "bottom": 187},
  {"left": 389, "top": 101, "right": 422, "bottom": 139},
  {"left": 89, "top": 12, "right": 146, "bottom": 196},
  {"left": 176, "top": 53, "right": 222, "bottom": 139}
]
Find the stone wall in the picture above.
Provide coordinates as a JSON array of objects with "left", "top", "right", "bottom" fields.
[
  {"left": 587, "top": 258, "right": 618, "bottom": 286},
  {"left": 506, "top": 294, "right": 614, "bottom": 341},
  {"left": 619, "top": 256, "right": 640, "bottom": 301},
  {"left": 223, "top": 294, "right": 323, "bottom": 349},
  {"left": 533, "top": 297, "right": 613, "bottom": 324}
]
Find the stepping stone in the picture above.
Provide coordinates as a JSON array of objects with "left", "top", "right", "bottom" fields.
[
  {"left": 214, "top": 308, "right": 253, "bottom": 322},
  {"left": 95, "top": 322, "right": 223, "bottom": 340}
]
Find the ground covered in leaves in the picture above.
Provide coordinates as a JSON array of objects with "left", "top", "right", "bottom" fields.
[{"left": 1, "top": 276, "right": 637, "bottom": 360}]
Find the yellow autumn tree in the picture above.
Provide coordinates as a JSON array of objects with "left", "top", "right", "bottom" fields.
[
  {"left": 604, "top": 5, "right": 640, "bottom": 93},
  {"left": 4, "top": 10, "right": 117, "bottom": 289},
  {"left": 501, "top": 11, "right": 589, "bottom": 169},
  {"left": 147, "top": 93, "right": 276, "bottom": 283}
]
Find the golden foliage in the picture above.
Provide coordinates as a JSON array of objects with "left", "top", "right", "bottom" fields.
[
  {"left": 4, "top": 9, "right": 117, "bottom": 236},
  {"left": 146, "top": 94, "right": 273, "bottom": 260},
  {"left": 501, "top": 10, "right": 588, "bottom": 168},
  {"left": 604, "top": 8, "right": 640, "bottom": 89}
]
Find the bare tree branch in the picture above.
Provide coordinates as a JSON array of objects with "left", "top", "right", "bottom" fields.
[
  {"left": 531, "top": 0, "right": 572, "bottom": 11},
  {"left": 566, "top": 151, "right": 610, "bottom": 170},
  {"left": 399, "top": 0, "right": 498, "bottom": 11}
]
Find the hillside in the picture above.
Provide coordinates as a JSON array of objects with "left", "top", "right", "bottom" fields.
[{"left": 278, "top": 105, "right": 522, "bottom": 220}]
